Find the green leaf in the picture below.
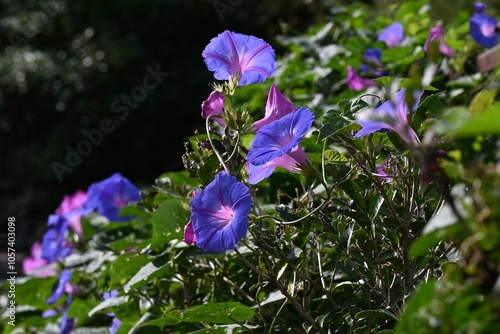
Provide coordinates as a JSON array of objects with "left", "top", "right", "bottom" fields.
[
  {"left": 67, "top": 297, "right": 100, "bottom": 323},
  {"left": 111, "top": 252, "right": 150, "bottom": 287},
  {"left": 124, "top": 253, "right": 171, "bottom": 293},
  {"left": 151, "top": 199, "right": 190, "bottom": 250},
  {"left": 395, "top": 280, "right": 437, "bottom": 333},
  {"left": 319, "top": 109, "right": 360, "bottom": 141},
  {"left": 88, "top": 296, "right": 130, "bottom": 317},
  {"left": 469, "top": 90, "right": 497, "bottom": 114},
  {"left": 410, "top": 224, "right": 460, "bottom": 258},
  {"left": 323, "top": 150, "right": 349, "bottom": 164},
  {"left": 144, "top": 302, "right": 254, "bottom": 327},
  {"left": 6, "top": 277, "right": 57, "bottom": 309},
  {"left": 452, "top": 105, "right": 500, "bottom": 137},
  {"left": 354, "top": 309, "right": 399, "bottom": 320}
]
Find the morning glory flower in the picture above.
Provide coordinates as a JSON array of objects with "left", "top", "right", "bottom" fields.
[
  {"left": 470, "top": 2, "right": 499, "bottom": 47},
  {"left": 60, "top": 295, "right": 75, "bottom": 334},
  {"left": 201, "top": 91, "right": 225, "bottom": 126},
  {"left": 23, "top": 242, "right": 56, "bottom": 277},
  {"left": 360, "top": 48, "right": 388, "bottom": 78},
  {"left": 47, "top": 269, "right": 72, "bottom": 305},
  {"left": 184, "top": 191, "right": 198, "bottom": 245},
  {"left": 253, "top": 84, "right": 296, "bottom": 130},
  {"left": 202, "top": 30, "right": 276, "bottom": 86},
  {"left": 247, "top": 107, "right": 315, "bottom": 166},
  {"left": 55, "top": 190, "right": 87, "bottom": 237},
  {"left": 347, "top": 66, "right": 377, "bottom": 91},
  {"left": 83, "top": 173, "right": 141, "bottom": 222},
  {"left": 247, "top": 146, "right": 310, "bottom": 184},
  {"left": 103, "top": 290, "right": 122, "bottom": 334},
  {"left": 41, "top": 215, "right": 72, "bottom": 262},
  {"left": 378, "top": 22, "right": 404, "bottom": 48},
  {"left": 189, "top": 172, "right": 251, "bottom": 253},
  {"left": 424, "top": 24, "right": 456, "bottom": 58},
  {"left": 355, "top": 88, "right": 422, "bottom": 146}
]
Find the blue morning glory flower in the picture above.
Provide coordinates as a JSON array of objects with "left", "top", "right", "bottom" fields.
[
  {"left": 202, "top": 30, "right": 276, "bottom": 86},
  {"left": 377, "top": 22, "right": 404, "bottom": 48},
  {"left": 41, "top": 215, "right": 72, "bottom": 262},
  {"left": 83, "top": 173, "right": 141, "bottom": 222},
  {"left": 360, "top": 48, "right": 387, "bottom": 78},
  {"left": 355, "top": 88, "right": 421, "bottom": 146},
  {"left": 47, "top": 269, "right": 72, "bottom": 305},
  {"left": 470, "top": 2, "right": 498, "bottom": 48},
  {"left": 190, "top": 172, "right": 251, "bottom": 253},
  {"left": 60, "top": 295, "right": 75, "bottom": 334},
  {"left": 247, "top": 107, "right": 314, "bottom": 166},
  {"left": 103, "top": 290, "right": 122, "bottom": 334}
]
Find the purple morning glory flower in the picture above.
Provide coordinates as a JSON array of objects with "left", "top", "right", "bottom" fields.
[
  {"left": 378, "top": 22, "right": 404, "bottom": 48},
  {"left": 355, "top": 88, "right": 422, "bottom": 146},
  {"left": 424, "top": 24, "right": 456, "bottom": 58},
  {"left": 83, "top": 173, "right": 141, "bottom": 222},
  {"left": 347, "top": 66, "right": 377, "bottom": 91},
  {"left": 253, "top": 84, "right": 296, "bottom": 130},
  {"left": 190, "top": 172, "right": 251, "bottom": 253},
  {"left": 360, "top": 48, "right": 387, "bottom": 77},
  {"left": 247, "top": 107, "right": 315, "bottom": 166},
  {"left": 41, "top": 215, "right": 72, "bottom": 262},
  {"left": 202, "top": 30, "right": 276, "bottom": 86},
  {"left": 60, "top": 295, "right": 75, "bottom": 334},
  {"left": 201, "top": 91, "right": 225, "bottom": 126},
  {"left": 470, "top": 2, "right": 499, "bottom": 47},
  {"left": 103, "top": 290, "right": 122, "bottom": 333},
  {"left": 246, "top": 146, "right": 310, "bottom": 184},
  {"left": 47, "top": 269, "right": 72, "bottom": 305}
]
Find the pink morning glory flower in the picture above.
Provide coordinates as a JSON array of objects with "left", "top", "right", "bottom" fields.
[
  {"left": 55, "top": 190, "right": 87, "bottom": 237},
  {"left": 202, "top": 30, "right": 276, "bottom": 86},
  {"left": 189, "top": 172, "right": 251, "bottom": 253},
  {"left": 201, "top": 91, "right": 225, "bottom": 126},
  {"left": 23, "top": 242, "right": 56, "bottom": 277},
  {"left": 247, "top": 107, "right": 314, "bottom": 184},
  {"left": 347, "top": 66, "right": 377, "bottom": 91},
  {"left": 253, "top": 84, "right": 296, "bottom": 130},
  {"left": 83, "top": 173, "right": 141, "bottom": 222},
  {"left": 378, "top": 22, "right": 404, "bottom": 48},
  {"left": 470, "top": 2, "right": 499, "bottom": 48},
  {"left": 424, "top": 24, "right": 456, "bottom": 58},
  {"left": 355, "top": 88, "right": 421, "bottom": 146},
  {"left": 183, "top": 190, "right": 198, "bottom": 245}
]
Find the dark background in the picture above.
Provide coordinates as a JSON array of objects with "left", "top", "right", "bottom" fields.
[{"left": 0, "top": 0, "right": 333, "bottom": 250}]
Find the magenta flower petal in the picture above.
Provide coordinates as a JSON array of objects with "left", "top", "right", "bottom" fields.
[
  {"left": 347, "top": 66, "right": 377, "bottom": 91},
  {"left": 378, "top": 22, "right": 404, "bottom": 48},
  {"left": 201, "top": 91, "right": 225, "bottom": 126},
  {"left": 470, "top": 2, "right": 499, "bottom": 48},
  {"left": 56, "top": 190, "right": 87, "bottom": 237},
  {"left": 253, "top": 84, "right": 296, "bottom": 130},
  {"left": 424, "top": 24, "right": 456, "bottom": 58},
  {"left": 355, "top": 88, "right": 421, "bottom": 146},
  {"left": 202, "top": 30, "right": 276, "bottom": 86},
  {"left": 247, "top": 107, "right": 314, "bottom": 166},
  {"left": 190, "top": 172, "right": 251, "bottom": 253},
  {"left": 23, "top": 242, "right": 56, "bottom": 277}
]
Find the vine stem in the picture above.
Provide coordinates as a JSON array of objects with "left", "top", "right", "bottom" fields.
[
  {"left": 234, "top": 247, "right": 326, "bottom": 333},
  {"left": 205, "top": 114, "right": 229, "bottom": 173}
]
